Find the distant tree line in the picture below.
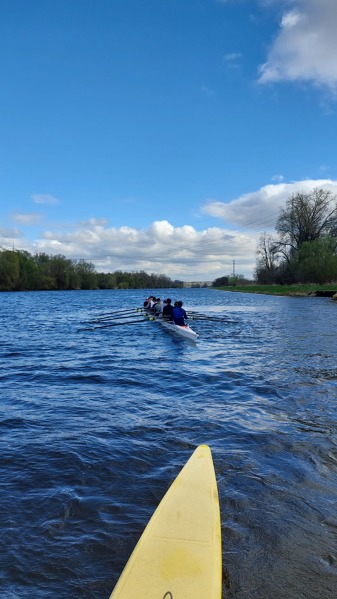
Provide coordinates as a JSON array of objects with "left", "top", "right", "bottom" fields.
[
  {"left": 0, "top": 250, "right": 184, "bottom": 291},
  {"left": 255, "top": 188, "right": 337, "bottom": 284},
  {"left": 212, "top": 275, "right": 252, "bottom": 287}
]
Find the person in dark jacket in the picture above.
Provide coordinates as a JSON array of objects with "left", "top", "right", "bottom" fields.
[{"left": 162, "top": 298, "right": 174, "bottom": 321}]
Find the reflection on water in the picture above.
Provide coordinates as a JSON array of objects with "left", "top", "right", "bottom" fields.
[{"left": 0, "top": 289, "right": 337, "bottom": 598}]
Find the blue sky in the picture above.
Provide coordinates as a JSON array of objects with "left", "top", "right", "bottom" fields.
[{"left": 1, "top": 0, "right": 337, "bottom": 281}]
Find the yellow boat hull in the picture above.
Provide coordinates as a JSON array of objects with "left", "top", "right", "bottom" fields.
[{"left": 109, "top": 444, "right": 222, "bottom": 599}]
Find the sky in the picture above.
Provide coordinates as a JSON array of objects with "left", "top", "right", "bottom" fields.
[{"left": 1, "top": 0, "right": 337, "bottom": 282}]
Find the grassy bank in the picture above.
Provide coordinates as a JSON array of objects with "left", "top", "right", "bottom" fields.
[{"left": 214, "top": 283, "right": 337, "bottom": 296}]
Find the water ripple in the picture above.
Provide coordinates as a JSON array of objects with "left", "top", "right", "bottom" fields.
[{"left": 0, "top": 289, "right": 337, "bottom": 598}]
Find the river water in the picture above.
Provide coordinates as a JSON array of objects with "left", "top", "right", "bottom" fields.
[{"left": 1, "top": 288, "right": 336, "bottom": 598}]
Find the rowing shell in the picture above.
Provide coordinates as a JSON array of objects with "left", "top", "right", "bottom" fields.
[{"left": 109, "top": 444, "right": 222, "bottom": 599}]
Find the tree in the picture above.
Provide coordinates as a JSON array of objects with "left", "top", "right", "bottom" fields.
[
  {"left": 96, "top": 272, "right": 117, "bottom": 289},
  {"left": 291, "top": 237, "right": 337, "bottom": 284},
  {"left": 0, "top": 250, "right": 20, "bottom": 290},
  {"left": 212, "top": 276, "right": 229, "bottom": 287},
  {"left": 255, "top": 187, "right": 337, "bottom": 285},
  {"left": 276, "top": 188, "right": 337, "bottom": 258},
  {"left": 255, "top": 233, "right": 279, "bottom": 284},
  {"left": 0, "top": 248, "right": 185, "bottom": 291},
  {"left": 16, "top": 250, "right": 38, "bottom": 290},
  {"left": 75, "top": 260, "right": 97, "bottom": 289},
  {"left": 228, "top": 274, "right": 250, "bottom": 286},
  {"left": 155, "top": 273, "right": 173, "bottom": 288},
  {"left": 33, "top": 253, "right": 56, "bottom": 289},
  {"left": 49, "top": 255, "right": 75, "bottom": 289}
]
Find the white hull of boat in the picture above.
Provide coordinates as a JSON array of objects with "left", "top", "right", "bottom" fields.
[
  {"left": 158, "top": 317, "right": 198, "bottom": 341},
  {"left": 141, "top": 308, "right": 198, "bottom": 341}
]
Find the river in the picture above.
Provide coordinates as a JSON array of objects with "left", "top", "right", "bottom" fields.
[{"left": 1, "top": 288, "right": 336, "bottom": 598}]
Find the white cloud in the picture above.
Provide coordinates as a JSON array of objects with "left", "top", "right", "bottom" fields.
[
  {"left": 224, "top": 52, "right": 242, "bottom": 62},
  {"left": 0, "top": 227, "right": 23, "bottom": 240},
  {"left": 5, "top": 178, "right": 337, "bottom": 281},
  {"left": 148, "top": 220, "right": 174, "bottom": 240},
  {"left": 12, "top": 212, "right": 43, "bottom": 225},
  {"left": 319, "top": 164, "right": 330, "bottom": 173},
  {"left": 21, "top": 218, "right": 256, "bottom": 280},
  {"left": 281, "top": 9, "right": 302, "bottom": 29},
  {"left": 31, "top": 194, "right": 59, "bottom": 205},
  {"left": 79, "top": 217, "right": 108, "bottom": 226},
  {"left": 258, "top": 0, "right": 337, "bottom": 93},
  {"left": 201, "top": 179, "right": 337, "bottom": 228},
  {"left": 271, "top": 174, "right": 285, "bottom": 182}
]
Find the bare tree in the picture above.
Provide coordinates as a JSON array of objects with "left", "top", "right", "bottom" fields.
[
  {"left": 255, "top": 233, "right": 279, "bottom": 283},
  {"left": 276, "top": 188, "right": 337, "bottom": 258}
]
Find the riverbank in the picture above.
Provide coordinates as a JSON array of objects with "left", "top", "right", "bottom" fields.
[{"left": 214, "top": 283, "right": 337, "bottom": 297}]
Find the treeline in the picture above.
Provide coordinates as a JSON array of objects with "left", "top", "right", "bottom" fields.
[
  {"left": 212, "top": 275, "right": 252, "bottom": 287},
  {"left": 0, "top": 250, "right": 183, "bottom": 291},
  {"left": 255, "top": 188, "right": 337, "bottom": 285}
]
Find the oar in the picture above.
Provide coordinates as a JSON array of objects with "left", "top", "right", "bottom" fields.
[
  {"left": 106, "top": 307, "right": 143, "bottom": 315},
  {"left": 188, "top": 314, "right": 229, "bottom": 322},
  {"left": 188, "top": 311, "right": 224, "bottom": 318},
  {"left": 93, "top": 311, "right": 147, "bottom": 323},
  {"left": 83, "top": 309, "right": 143, "bottom": 324},
  {"left": 91, "top": 308, "right": 141, "bottom": 321},
  {"left": 189, "top": 314, "right": 221, "bottom": 319},
  {"left": 79, "top": 317, "right": 156, "bottom": 332}
]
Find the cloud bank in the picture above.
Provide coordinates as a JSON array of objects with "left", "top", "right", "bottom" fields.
[
  {"left": 201, "top": 179, "right": 337, "bottom": 228},
  {"left": 34, "top": 220, "right": 257, "bottom": 281},
  {"left": 2, "top": 179, "right": 337, "bottom": 281}
]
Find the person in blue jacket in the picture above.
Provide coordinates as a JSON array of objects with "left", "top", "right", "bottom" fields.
[{"left": 172, "top": 301, "right": 187, "bottom": 326}]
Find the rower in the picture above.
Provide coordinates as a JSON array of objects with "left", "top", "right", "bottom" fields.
[
  {"left": 143, "top": 296, "right": 151, "bottom": 308},
  {"left": 153, "top": 298, "right": 163, "bottom": 315},
  {"left": 145, "top": 296, "right": 155, "bottom": 310},
  {"left": 178, "top": 300, "right": 187, "bottom": 319},
  {"left": 172, "top": 300, "right": 187, "bottom": 326},
  {"left": 163, "top": 298, "right": 174, "bottom": 321}
]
